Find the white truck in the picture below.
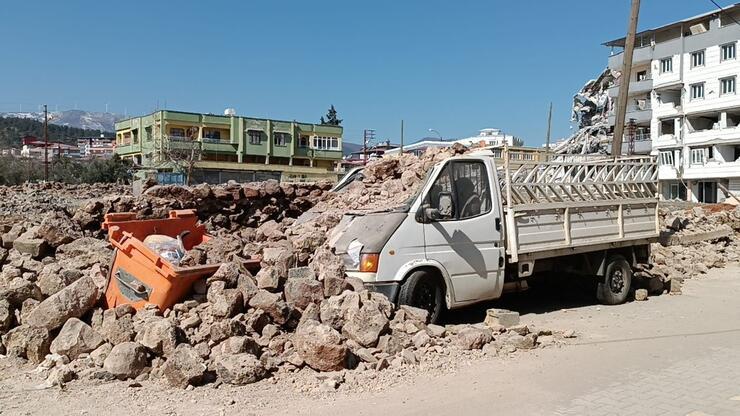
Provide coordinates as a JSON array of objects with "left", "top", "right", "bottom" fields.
[{"left": 330, "top": 150, "right": 659, "bottom": 322}]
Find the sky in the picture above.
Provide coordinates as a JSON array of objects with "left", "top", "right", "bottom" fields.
[{"left": 0, "top": 0, "right": 733, "bottom": 145}]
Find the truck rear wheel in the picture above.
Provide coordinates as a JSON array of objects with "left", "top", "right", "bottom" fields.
[
  {"left": 596, "top": 255, "right": 631, "bottom": 305},
  {"left": 398, "top": 270, "right": 445, "bottom": 324}
]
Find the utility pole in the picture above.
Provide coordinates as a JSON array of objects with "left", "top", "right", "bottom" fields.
[
  {"left": 545, "top": 102, "right": 553, "bottom": 160},
  {"left": 43, "top": 104, "right": 49, "bottom": 181},
  {"left": 362, "top": 129, "right": 375, "bottom": 165},
  {"left": 400, "top": 120, "right": 404, "bottom": 154},
  {"left": 612, "top": 0, "right": 641, "bottom": 157}
]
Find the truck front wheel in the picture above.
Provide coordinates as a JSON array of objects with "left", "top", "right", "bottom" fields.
[
  {"left": 596, "top": 255, "right": 632, "bottom": 305},
  {"left": 398, "top": 270, "right": 445, "bottom": 324}
]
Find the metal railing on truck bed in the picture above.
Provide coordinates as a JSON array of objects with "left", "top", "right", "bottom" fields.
[{"left": 500, "top": 154, "right": 659, "bottom": 262}]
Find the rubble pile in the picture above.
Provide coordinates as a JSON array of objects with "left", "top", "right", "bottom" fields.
[
  {"left": 634, "top": 205, "right": 740, "bottom": 295},
  {"left": 0, "top": 182, "right": 129, "bottom": 224},
  {"left": 555, "top": 68, "right": 618, "bottom": 155},
  {"left": 0, "top": 146, "right": 572, "bottom": 392}
]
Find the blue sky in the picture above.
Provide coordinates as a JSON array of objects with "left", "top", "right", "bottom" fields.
[{"left": 0, "top": 0, "right": 732, "bottom": 145}]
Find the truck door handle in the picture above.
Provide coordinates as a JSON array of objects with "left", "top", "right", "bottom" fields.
[
  {"left": 499, "top": 256, "right": 504, "bottom": 267},
  {"left": 495, "top": 218, "right": 501, "bottom": 231}
]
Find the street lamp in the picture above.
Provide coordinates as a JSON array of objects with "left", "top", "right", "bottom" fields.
[{"left": 428, "top": 128, "right": 442, "bottom": 141}]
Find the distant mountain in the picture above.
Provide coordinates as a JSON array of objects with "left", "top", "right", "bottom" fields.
[
  {"left": 342, "top": 142, "right": 363, "bottom": 157},
  {"left": 0, "top": 110, "right": 120, "bottom": 133}
]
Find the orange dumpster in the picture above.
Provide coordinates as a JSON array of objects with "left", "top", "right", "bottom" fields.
[{"left": 102, "top": 209, "right": 221, "bottom": 311}]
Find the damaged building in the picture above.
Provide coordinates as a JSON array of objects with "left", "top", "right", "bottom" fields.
[{"left": 606, "top": 3, "right": 740, "bottom": 202}]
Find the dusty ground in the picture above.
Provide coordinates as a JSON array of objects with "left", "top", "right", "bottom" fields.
[{"left": 2, "top": 264, "right": 739, "bottom": 416}]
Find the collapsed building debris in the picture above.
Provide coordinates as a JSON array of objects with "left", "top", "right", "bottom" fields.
[
  {"left": 0, "top": 146, "right": 738, "bottom": 392},
  {"left": 555, "top": 68, "right": 618, "bottom": 155}
]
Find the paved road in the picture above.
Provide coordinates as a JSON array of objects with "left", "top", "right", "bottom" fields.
[{"left": 275, "top": 264, "right": 740, "bottom": 416}]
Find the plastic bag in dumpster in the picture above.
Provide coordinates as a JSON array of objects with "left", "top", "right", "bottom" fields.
[
  {"left": 101, "top": 209, "right": 222, "bottom": 311},
  {"left": 143, "top": 234, "right": 185, "bottom": 266}
]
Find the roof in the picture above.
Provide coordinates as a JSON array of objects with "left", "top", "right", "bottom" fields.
[
  {"left": 115, "top": 109, "right": 341, "bottom": 131},
  {"left": 603, "top": 3, "right": 740, "bottom": 47}
]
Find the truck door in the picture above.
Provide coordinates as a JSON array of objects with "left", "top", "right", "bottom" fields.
[{"left": 423, "top": 160, "right": 504, "bottom": 303}]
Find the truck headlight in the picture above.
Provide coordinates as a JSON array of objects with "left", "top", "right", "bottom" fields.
[{"left": 360, "top": 253, "right": 379, "bottom": 273}]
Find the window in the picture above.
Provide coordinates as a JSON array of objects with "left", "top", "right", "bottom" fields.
[
  {"left": 691, "top": 147, "right": 708, "bottom": 165},
  {"left": 273, "top": 132, "right": 291, "bottom": 146},
  {"left": 312, "top": 136, "right": 341, "bottom": 150},
  {"left": 169, "top": 128, "right": 185, "bottom": 138},
  {"left": 691, "top": 50, "right": 705, "bottom": 68},
  {"left": 660, "top": 58, "right": 673, "bottom": 73},
  {"left": 659, "top": 150, "right": 675, "bottom": 167},
  {"left": 247, "top": 130, "right": 262, "bottom": 145},
  {"left": 721, "top": 77, "right": 736, "bottom": 96},
  {"left": 636, "top": 70, "right": 648, "bottom": 81},
  {"left": 721, "top": 42, "right": 737, "bottom": 61},
  {"left": 203, "top": 129, "right": 221, "bottom": 140},
  {"left": 298, "top": 136, "right": 310, "bottom": 148},
  {"left": 690, "top": 83, "right": 705, "bottom": 100},
  {"left": 425, "top": 162, "right": 491, "bottom": 220}
]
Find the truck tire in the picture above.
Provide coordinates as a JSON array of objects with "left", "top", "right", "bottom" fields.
[
  {"left": 398, "top": 270, "right": 445, "bottom": 324},
  {"left": 596, "top": 255, "right": 631, "bottom": 305}
]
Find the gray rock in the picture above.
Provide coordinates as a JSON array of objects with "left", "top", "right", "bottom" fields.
[
  {"left": 103, "top": 342, "right": 148, "bottom": 380},
  {"left": 484, "top": 309, "right": 520, "bottom": 328},
  {"left": 50, "top": 318, "right": 104, "bottom": 360},
  {"left": 135, "top": 318, "right": 178, "bottom": 356},
  {"left": 13, "top": 228, "right": 49, "bottom": 259},
  {"left": 99, "top": 311, "right": 135, "bottom": 345},
  {"left": 294, "top": 319, "right": 348, "bottom": 371},
  {"left": 342, "top": 300, "right": 389, "bottom": 347},
  {"left": 2, "top": 325, "right": 51, "bottom": 363},
  {"left": 635, "top": 288, "right": 648, "bottom": 301},
  {"left": 207, "top": 281, "right": 243, "bottom": 318},
  {"left": 455, "top": 326, "right": 493, "bottom": 350},
  {"left": 0, "top": 299, "right": 12, "bottom": 333},
  {"left": 24, "top": 275, "right": 100, "bottom": 330},
  {"left": 162, "top": 345, "right": 207, "bottom": 388},
  {"left": 284, "top": 278, "right": 324, "bottom": 311},
  {"left": 215, "top": 353, "right": 267, "bottom": 385},
  {"left": 248, "top": 290, "right": 290, "bottom": 325}
]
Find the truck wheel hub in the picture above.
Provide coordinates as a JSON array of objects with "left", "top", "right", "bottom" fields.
[
  {"left": 413, "top": 282, "right": 436, "bottom": 315},
  {"left": 610, "top": 269, "right": 624, "bottom": 293}
]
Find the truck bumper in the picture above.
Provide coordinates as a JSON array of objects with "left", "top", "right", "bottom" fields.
[{"left": 364, "top": 281, "right": 401, "bottom": 303}]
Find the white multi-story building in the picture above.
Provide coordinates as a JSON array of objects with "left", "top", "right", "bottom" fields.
[{"left": 605, "top": 4, "right": 740, "bottom": 203}]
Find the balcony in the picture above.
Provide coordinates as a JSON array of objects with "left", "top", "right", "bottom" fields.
[
  {"left": 607, "top": 46, "right": 654, "bottom": 70},
  {"left": 685, "top": 126, "right": 740, "bottom": 145},
  {"left": 683, "top": 161, "right": 740, "bottom": 179},
  {"left": 608, "top": 78, "right": 654, "bottom": 98},
  {"left": 608, "top": 102, "right": 652, "bottom": 125}
]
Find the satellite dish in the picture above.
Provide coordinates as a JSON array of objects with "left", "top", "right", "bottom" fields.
[{"left": 224, "top": 108, "right": 236, "bottom": 116}]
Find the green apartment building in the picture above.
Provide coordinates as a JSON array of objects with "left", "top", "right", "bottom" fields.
[{"left": 114, "top": 110, "right": 343, "bottom": 183}]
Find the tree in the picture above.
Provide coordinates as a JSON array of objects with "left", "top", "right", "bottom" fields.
[
  {"left": 512, "top": 137, "right": 525, "bottom": 147},
  {"left": 320, "top": 105, "right": 342, "bottom": 126},
  {"left": 161, "top": 136, "right": 202, "bottom": 185}
]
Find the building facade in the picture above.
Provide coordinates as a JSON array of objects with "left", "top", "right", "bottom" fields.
[
  {"left": 605, "top": 4, "right": 740, "bottom": 203},
  {"left": 114, "top": 110, "right": 343, "bottom": 183}
]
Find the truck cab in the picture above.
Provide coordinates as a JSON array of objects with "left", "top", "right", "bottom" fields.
[{"left": 332, "top": 153, "right": 506, "bottom": 322}]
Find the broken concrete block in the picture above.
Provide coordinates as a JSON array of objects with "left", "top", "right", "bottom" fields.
[
  {"left": 669, "top": 277, "right": 683, "bottom": 294},
  {"left": 24, "top": 275, "right": 100, "bottom": 330},
  {"left": 103, "top": 342, "right": 148, "bottom": 380},
  {"left": 13, "top": 228, "right": 49, "bottom": 259},
  {"left": 50, "top": 318, "right": 104, "bottom": 360},
  {"left": 2, "top": 325, "right": 51, "bottom": 363},
  {"left": 215, "top": 353, "right": 267, "bottom": 385},
  {"left": 635, "top": 289, "right": 648, "bottom": 301},
  {"left": 162, "top": 344, "right": 207, "bottom": 388},
  {"left": 294, "top": 319, "right": 348, "bottom": 371},
  {"left": 484, "top": 309, "right": 520, "bottom": 328}
]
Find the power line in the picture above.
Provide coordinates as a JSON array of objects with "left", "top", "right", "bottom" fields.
[{"left": 708, "top": 0, "right": 740, "bottom": 26}]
